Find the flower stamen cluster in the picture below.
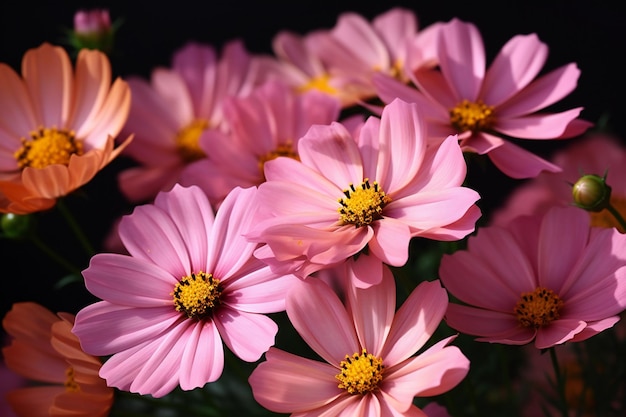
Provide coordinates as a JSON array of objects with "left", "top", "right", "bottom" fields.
[
  {"left": 449, "top": 99, "right": 495, "bottom": 132},
  {"left": 172, "top": 271, "right": 222, "bottom": 320},
  {"left": 515, "top": 287, "right": 563, "bottom": 328},
  {"left": 176, "top": 119, "right": 209, "bottom": 162},
  {"left": 335, "top": 349, "right": 385, "bottom": 395},
  {"left": 15, "top": 127, "right": 83, "bottom": 169},
  {"left": 338, "top": 179, "right": 391, "bottom": 227},
  {"left": 258, "top": 141, "right": 299, "bottom": 176}
]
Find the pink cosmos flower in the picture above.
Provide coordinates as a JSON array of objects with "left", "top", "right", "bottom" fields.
[
  {"left": 373, "top": 18, "right": 593, "bottom": 179},
  {"left": 0, "top": 43, "right": 131, "bottom": 214},
  {"left": 116, "top": 40, "right": 260, "bottom": 203},
  {"left": 72, "top": 184, "right": 298, "bottom": 397},
  {"left": 247, "top": 98, "right": 481, "bottom": 283},
  {"left": 492, "top": 132, "right": 626, "bottom": 230},
  {"left": 439, "top": 206, "right": 626, "bottom": 349},
  {"left": 180, "top": 80, "right": 341, "bottom": 207},
  {"left": 249, "top": 264, "right": 469, "bottom": 416}
]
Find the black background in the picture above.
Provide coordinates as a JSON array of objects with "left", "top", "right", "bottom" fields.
[{"left": 1, "top": 1, "right": 625, "bottom": 326}]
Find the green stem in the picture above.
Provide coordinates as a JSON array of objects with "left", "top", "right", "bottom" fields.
[
  {"left": 606, "top": 203, "right": 626, "bottom": 232},
  {"left": 30, "top": 235, "right": 82, "bottom": 275},
  {"left": 56, "top": 198, "right": 95, "bottom": 256},
  {"left": 549, "top": 347, "right": 570, "bottom": 417}
]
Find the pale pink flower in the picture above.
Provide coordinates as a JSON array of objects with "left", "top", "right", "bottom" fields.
[
  {"left": 180, "top": 80, "right": 341, "bottom": 207},
  {"left": 247, "top": 98, "right": 481, "bottom": 283},
  {"left": 117, "top": 40, "right": 260, "bottom": 203},
  {"left": 439, "top": 206, "right": 626, "bottom": 349},
  {"left": 72, "top": 184, "right": 298, "bottom": 397},
  {"left": 249, "top": 265, "right": 469, "bottom": 416},
  {"left": 73, "top": 9, "right": 111, "bottom": 35},
  {"left": 492, "top": 132, "right": 626, "bottom": 229},
  {"left": 373, "top": 18, "right": 593, "bottom": 179}
]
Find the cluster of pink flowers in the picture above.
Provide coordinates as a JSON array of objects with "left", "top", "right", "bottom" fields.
[{"left": 1, "top": 6, "right": 626, "bottom": 417}]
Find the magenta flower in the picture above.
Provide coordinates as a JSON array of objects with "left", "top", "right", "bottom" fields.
[
  {"left": 373, "top": 18, "right": 593, "bottom": 178},
  {"left": 72, "top": 184, "right": 299, "bottom": 397},
  {"left": 249, "top": 265, "right": 469, "bottom": 416},
  {"left": 181, "top": 80, "right": 341, "bottom": 207},
  {"left": 440, "top": 206, "right": 626, "bottom": 349},
  {"left": 117, "top": 41, "right": 260, "bottom": 203},
  {"left": 248, "top": 98, "right": 481, "bottom": 283}
]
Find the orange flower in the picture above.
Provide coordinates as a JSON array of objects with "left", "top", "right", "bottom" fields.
[
  {"left": 0, "top": 43, "right": 131, "bottom": 214},
  {"left": 2, "top": 302, "right": 113, "bottom": 417}
]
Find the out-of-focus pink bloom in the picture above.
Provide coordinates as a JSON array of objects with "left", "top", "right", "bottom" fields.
[
  {"left": 116, "top": 41, "right": 260, "bottom": 203},
  {"left": 249, "top": 265, "right": 469, "bottom": 416},
  {"left": 247, "top": 98, "right": 480, "bottom": 284},
  {"left": 72, "top": 185, "right": 298, "bottom": 397},
  {"left": 180, "top": 80, "right": 341, "bottom": 207},
  {"left": 440, "top": 206, "right": 626, "bottom": 349},
  {"left": 2, "top": 303, "right": 113, "bottom": 417},
  {"left": 492, "top": 133, "right": 626, "bottom": 231},
  {"left": 0, "top": 43, "right": 131, "bottom": 214},
  {"left": 373, "top": 18, "right": 592, "bottom": 179},
  {"left": 74, "top": 9, "right": 111, "bottom": 35}
]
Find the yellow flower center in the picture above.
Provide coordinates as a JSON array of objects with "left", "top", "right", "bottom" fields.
[
  {"left": 335, "top": 349, "right": 385, "bottom": 395},
  {"left": 590, "top": 195, "right": 626, "bottom": 233},
  {"left": 449, "top": 99, "right": 495, "bottom": 132},
  {"left": 514, "top": 287, "right": 564, "bottom": 328},
  {"left": 14, "top": 127, "right": 83, "bottom": 169},
  {"left": 296, "top": 74, "right": 337, "bottom": 95},
  {"left": 338, "top": 179, "right": 391, "bottom": 227},
  {"left": 258, "top": 141, "right": 300, "bottom": 180},
  {"left": 176, "top": 119, "right": 209, "bottom": 162},
  {"left": 171, "top": 272, "right": 222, "bottom": 320},
  {"left": 64, "top": 367, "right": 80, "bottom": 393}
]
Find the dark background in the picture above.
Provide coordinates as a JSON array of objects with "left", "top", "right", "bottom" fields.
[{"left": 1, "top": 1, "right": 625, "bottom": 325}]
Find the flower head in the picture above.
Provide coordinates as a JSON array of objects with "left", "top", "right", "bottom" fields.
[
  {"left": 373, "top": 18, "right": 593, "bottom": 178},
  {"left": 72, "top": 184, "right": 299, "bottom": 397},
  {"left": 249, "top": 264, "right": 469, "bottom": 416},
  {"left": 70, "top": 9, "right": 116, "bottom": 53},
  {"left": 0, "top": 43, "right": 131, "bottom": 214},
  {"left": 439, "top": 206, "right": 626, "bottom": 349},
  {"left": 248, "top": 98, "right": 480, "bottom": 283},
  {"left": 117, "top": 40, "right": 260, "bottom": 203},
  {"left": 2, "top": 302, "right": 113, "bottom": 417}
]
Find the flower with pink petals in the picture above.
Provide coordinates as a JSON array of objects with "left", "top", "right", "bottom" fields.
[
  {"left": 249, "top": 265, "right": 469, "bottom": 417},
  {"left": 0, "top": 43, "right": 131, "bottom": 214},
  {"left": 181, "top": 80, "right": 341, "bottom": 207},
  {"left": 117, "top": 40, "right": 260, "bottom": 203},
  {"left": 439, "top": 206, "right": 626, "bottom": 349},
  {"left": 72, "top": 184, "right": 298, "bottom": 397},
  {"left": 247, "top": 98, "right": 481, "bottom": 283},
  {"left": 373, "top": 18, "right": 593, "bottom": 179}
]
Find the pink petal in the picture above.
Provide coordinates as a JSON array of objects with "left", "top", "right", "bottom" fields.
[
  {"left": 286, "top": 279, "right": 359, "bottom": 365},
  {"left": 445, "top": 304, "right": 533, "bottom": 343},
  {"left": 481, "top": 34, "right": 548, "bottom": 107},
  {"left": 0, "top": 63, "right": 36, "bottom": 139},
  {"left": 568, "top": 316, "right": 621, "bottom": 343},
  {"left": 81, "top": 78, "right": 130, "bottom": 147},
  {"left": 487, "top": 138, "right": 562, "bottom": 178},
  {"left": 172, "top": 42, "right": 217, "bottom": 118},
  {"left": 535, "top": 319, "right": 587, "bottom": 349},
  {"left": 347, "top": 263, "right": 395, "bottom": 355},
  {"left": 494, "top": 107, "right": 585, "bottom": 139},
  {"left": 214, "top": 307, "right": 277, "bottom": 362},
  {"left": 150, "top": 69, "right": 194, "bottom": 128},
  {"left": 347, "top": 251, "right": 385, "bottom": 288},
  {"left": 437, "top": 19, "right": 485, "bottom": 101},
  {"left": 368, "top": 218, "right": 412, "bottom": 266},
  {"left": 382, "top": 280, "right": 448, "bottom": 364},
  {"left": 179, "top": 321, "right": 224, "bottom": 389},
  {"left": 331, "top": 13, "right": 389, "bottom": 69},
  {"left": 372, "top": 8, "right": 417, "bottom": 64},
  {"left": 249, "top": 347, "right": 342, "bottom": 414}
]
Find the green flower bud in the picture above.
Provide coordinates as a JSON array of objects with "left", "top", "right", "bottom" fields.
[
  {"left": 572, "top": 173, "right": 612, "bottom": 212},
  {"left": 1, "top": 213, "right": 36, "bottom": 239}
]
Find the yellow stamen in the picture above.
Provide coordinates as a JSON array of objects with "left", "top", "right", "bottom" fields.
[
  {"left": 14, "top": 127, "right": 83, "bottom": 169},
  {"left": 176, "top": 119, "right": 209, "bottom": 162},
  {"left": 336, "top": 349, "right": 384, "bottom": 395},
  {"left": 515, "top": 287, "right": 563, "bottom": 328},
  {"left": 171, "top": 272, "right": 222, "bottom": 320},
  {"left": 590, "top": 195, "right": 626, "bottom": 233},
  {"left": 296, "top": 74, "right": 337, "bottom": 95},
  {"left": 258, "top": 141, "right": 300, "bottom": 179},
  {"left": 449, "top": 99, "right": 495, "bottom": 132},
  {"left": 338, "top": 179, "right": 391, "bottom": 227},
  {"left": 64, "top": 367, "right": 80, "bottom": 393}
]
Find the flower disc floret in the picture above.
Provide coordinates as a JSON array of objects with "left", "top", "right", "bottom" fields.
[
  {"left": 15, "top": 127, "right": 83, "bottom": 169},
  {"left": 338, "top": 179, "right": 391, "bottom": 227},
  {"left": 176, "top": 119, "right": 209, "bottom": 162},
  {"left": 172, "top": 272, "right": 222, "bottom": 320},
  {"left": 335, "top": 349, "right": 384, "bottom": 395},
  {"left": 449, "top": 99, "right": 495, "bottom": 133},
  {"left": 514, "top": 287, "right": 563, "bottom": 328}
]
